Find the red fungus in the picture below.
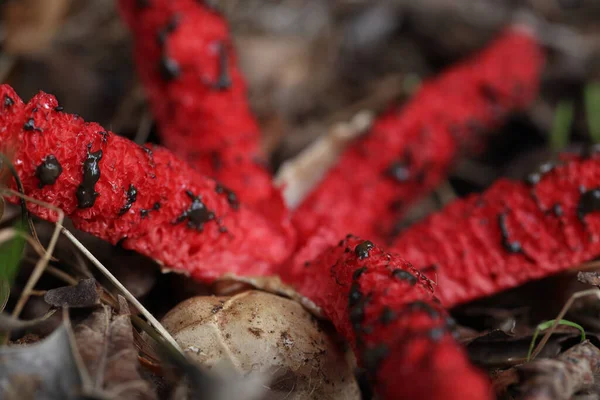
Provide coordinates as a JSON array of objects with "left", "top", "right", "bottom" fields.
[
  {"left": 117, "top": 0, "right": 282, "bottom": 213},
  {"left": 291, "top": 236, "right": 492, "bottom": 400},
  {"left": 292, "top": 28, "right": 544, "bottom": 247},
  {"left": 0, "top": 84, "right": 295, "bottom": 281},
  {"left": 391, "top": 154, "right": 600, "bottom": 307}
]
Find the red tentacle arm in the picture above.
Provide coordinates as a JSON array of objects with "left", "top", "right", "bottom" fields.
[
  {"left": 292, "top": 236, "right": 492, "bottom": 400},
  {"left": 0, "top": 84, "right": 294, "bottom": 281},
  {"left": 392, "top": 154, "right": 600, "bottom": 307},
  {"left": 292, "top": 28, "right": 544, "bottom": 247},
  {"left": 118, "top": 0, "right": 281, "bottom": 212}
]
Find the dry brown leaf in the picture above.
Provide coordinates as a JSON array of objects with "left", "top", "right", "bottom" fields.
[
  {"left": 517, "top": 340, "right": 600, "bottom": 400},
  {"left": 44, "top": 278, "right": 100, "bottom": 308},
  {"left": 73, "top": 298, "right": 156, "bottom": 399}
]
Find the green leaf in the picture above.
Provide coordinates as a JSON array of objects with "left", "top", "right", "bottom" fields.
[
  {"left": 527, "top": 318, "right": 586, "bottom": 361},
  {"left": 550, "top": 101, "right": 575, "bottom": 151},
  {"left": 0, "top": 220, "right": 26, "bottom": 285},
  {"left": 585, "top": 81, "right": 600, "bottom": 143},
  {"left": 0, "top": 280, "right": 8, "bottom": 314}
]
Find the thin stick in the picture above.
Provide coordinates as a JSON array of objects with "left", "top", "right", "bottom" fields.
[
  {"left": 530, "top": 288, "right": 600, "bottom": 360},
  {"left": 62, "top": 307, "right": 94, "bottom": 391},
  {"left": 3, "top": 189, "right": 64, "bottom": 319},
  {"left": 60, "top": 227, "right": 183, "bottom": 353},
  {"left": 134, "top": 111, "right": 153, "bottom": 145}
]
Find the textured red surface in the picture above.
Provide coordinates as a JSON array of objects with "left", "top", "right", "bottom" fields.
[
  {"left": 0, "top": 85, "right": 294, "bottom": 281},
  {"left": 292, "top": 29, "right": 544, "bottom": 247},
  {"left": 118, "top": 0, "right": 281, "bottom": 211},
  {"left": 293, "top": 236, "right": 492, "bottom": 400},
  {"left": 391, "top": 154, "right": 600, "bottom": 307}
]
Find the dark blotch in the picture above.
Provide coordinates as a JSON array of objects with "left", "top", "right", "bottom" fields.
[
  {"left": 23, "top": 118, "right": 41, "bottom": 132},
  {"left": 578, "top": 188, "right": 600, "bottom": 222},
  {"left": 362, "top": 344, "right": 389, "bottom": 374},
  {"left": 157, "top": 15, "right": 180, "bottom": 45},
  {"left": 4, "top": 95, "right": 14, "bottom": 107},
  {"left": 348, "top": 283, "right": 363, "bottom": 308},
  {"left": 385, "top": 160, "right": 410, "bottom": 182},
  {"left": 159, "top": 56, "right": 181, "bottom": 81},
  {"left": 428, "top": 327, "right": 446, "bottom": 341},
  {"left": 405, "top": 301, "right": 439, "bottom": 319},
  {"left": 35, "top": 155, "right": 63, "bottom": 188},
  {"left": 210, "top": 42, "right": 231, "bottom": 90},
  {"left": 140, "top": 202, "right": 160, "bottom": 219},
  {"left": 379, "top": 307, "right": 396, "bottom": 325},
  {"left": 215, "top": 183, "right": 239, "bottom": 210},
  {"left": 391, "top": 269, "right": 417, "bottom": 286},
  {"left": 552, "top": 203, "right": 564, "bottom": 217},
  {"left": 141, "top": 145, "right": 153, "bottom": 157},
  {"left": 54, "top": 106, "right": 64, "bottom": 112},
  {"left": 355, "top": 240, "right": 374, "bottom": 260},
  {"left": 119, "top": 184, "right": 138, "bottom": 216},
  {"left": 352, "top": 267, "right": 368, "bottom": 280},
  {"left": 76, "top": 144, "right": 103, "bottom": 209},
  {"left": 174, "top": 190, "right": 215, "bottom": 231},
  {"left": 498, "top": 212, "right": 522, "bottom": 253}
]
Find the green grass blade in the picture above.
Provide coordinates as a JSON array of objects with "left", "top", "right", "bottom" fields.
[
  {"left": 0, "top": 220, "right": 26, "bottom": 285},
  {"left": 585, "top": 82, "right": 600, "bottom": 143},
  {"left": 0, "top": 280, "right": 9, "bottom": 313},
  {"left": 527, "top": 318, "right": 585, "bottom": 361},
  {"left": 550, "top": 101, "right": 575, "bottom": 151}
]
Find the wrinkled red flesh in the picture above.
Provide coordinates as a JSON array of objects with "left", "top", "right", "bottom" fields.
[
  {"left": 118, "top": 0, "right": 280, "bottom": 210},
  {"left": 293, "top": 236, "right": 492, "bottom": 400},
  {"left": 292, "top": 29, "right": 544, "bottom": 247},
  {"left": 392, "top": 155, "right": 600, "bottom": 307},
  {"left": 0, "top": 85, "right": 294, "bottom": 281}
]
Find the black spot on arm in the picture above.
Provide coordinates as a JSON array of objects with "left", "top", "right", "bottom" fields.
[
  {"left": 76, "top": 144, "right": 103, "bottom": 209},
  {"left": 215, "top": 183, "right": 239, "bottom": 210},
  {"left": 159, "top": 57, "right": 181, "bottom": 81},
  {"left": 362, "top": 344, "right": 389, "bottom": 376},
  {"left": 119, "top": 184, "right": 138, "bottom": 216},
  {"left": 355, "top": 241, "right": 374, "bottom": 260},
  {"left": 352, "top": 267, "right": 368, "bottom": 280},
  {"left": 404, "top": 301, "right": 440, "bottom": 319},
  {"left": 552, "top": 203, "right": 564, "bottom": 217},
  {"left": 391, "top": 269, "right": 417, "bottom": 286},
  {"left": 379, "top": 307, "right": 396, "bottom": 325},
  {"left": 578, "top": 188, "right": 600, "bottom": 222},
  {"left": 174, "top": 190, "right": 216, "bottom": 231},
  {"left": 23, "top": 118, "right": 42, "bottom": 132},
  {"left": 498, "top": 212, "right": 522, "bottom": 253},
  {"left": 35, "top": 155, "right": 63, "bottom": 188},
  {"left": 157, "top": 14, "right": 180, "bottom": 45},
  {"left": 210, "top": 42, "right": 231, "bottom": 90}
]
